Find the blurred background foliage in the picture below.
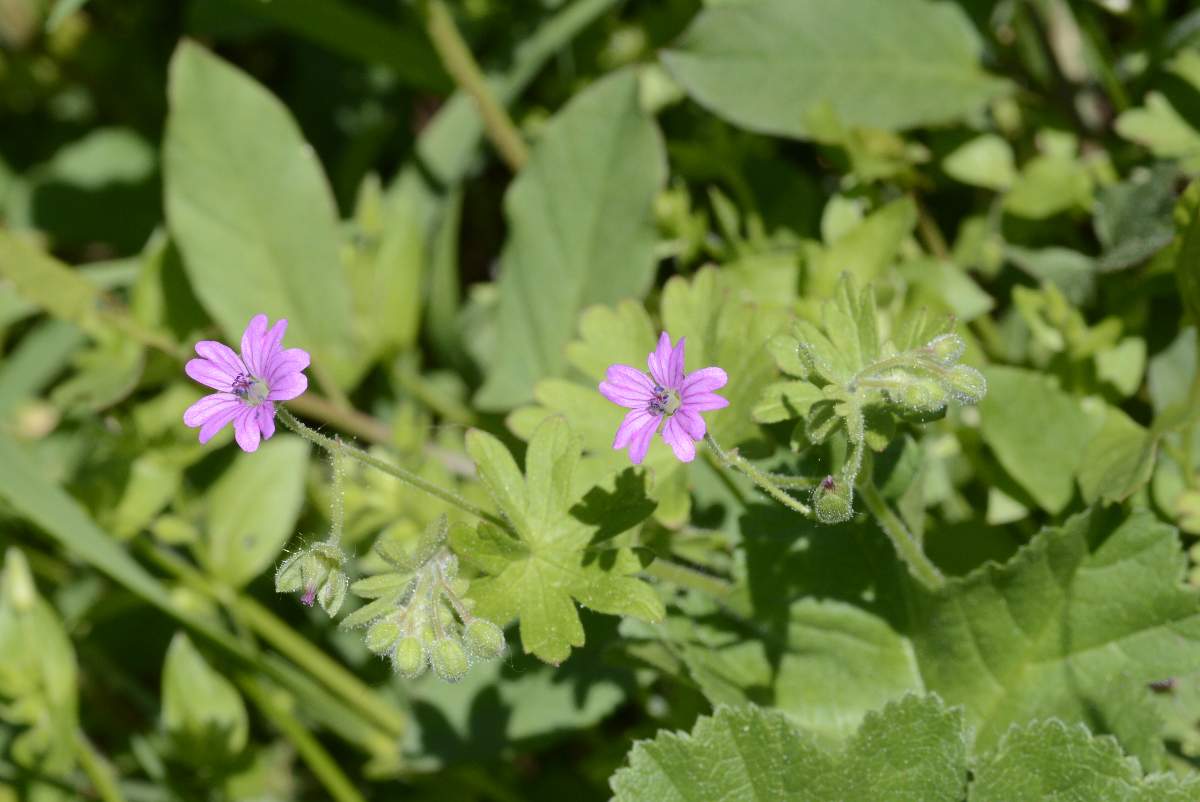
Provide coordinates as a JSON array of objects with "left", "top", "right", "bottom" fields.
[{"left": 4, "top": 0, "right": 1200, "bottom": 800}]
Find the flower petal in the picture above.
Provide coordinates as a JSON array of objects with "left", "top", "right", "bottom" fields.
[
  {"left": 197, "top": 401, "right": 245, "bottom": 443},
  {"left": 194, "top": 340, "right": 246, "bottom": 378},
  {"left": 234, "top": 408, "right": 262, "bottom": 452},
  {"left": 683, "top": 392, "right": 729, "bottom": 412},
  {"left": 681, "top": 366, "right": 728, "bottom": 397},
  {"left": 267, "top": 372, "right": 308, "bottom": 401},
  {"left": 600, "top": 364, "right": 656, "bottom": 408},
  {"left": 240, "top": 314, "right": 270, "bottom": 377},
  {"left": 674, "top": 408, "right": 707, "bottom": 441},
  {"left": 627, "top": 414, "right": 659, "bottom": 465},
  {"left": 186, "top": 358, "right": 240, "bottom": 391},
  {"left": 667, "top": 337, "right": 686, "bottom": 388},
  {"left": 183, "top": 393, "right": 241, "bottom": 427},
  {"left": 661, "top": 416, "right": 696, "bottom": 462},
  {"left": 613, "top": 409, "right": 658, "bottom": 450},
  {"left": 647, "top": 332, "right": 675, "bottom": 387},
  {"left": 258, "top": 402, "right": 276, "bottom": 441},
  {"left": 266, "top": 347, "right": 310, "bottom": 385}
]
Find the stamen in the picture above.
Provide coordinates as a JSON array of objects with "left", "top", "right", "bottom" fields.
[{"left": 231, "top": 372, "right": 253, "bottom": 397}]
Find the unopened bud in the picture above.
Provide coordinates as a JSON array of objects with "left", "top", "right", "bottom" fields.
[
  {"left": 945, "top": 365, "right": 986, "bottom": 404},
  {"left": 812, "top": 477, "right": 853, "bottom": 524},
  {"left": 393, "top": 636, "right": 427, "bottom": 679},
  {"left": 366, "top": 621, "right": 401, "bottom": 655},
  {"left": 926, "top": 334, "right": 965, "bottom": 365},
  {"left": 430, "top": 638, "right": 470, "bottom": 683},
  {"left": 899, "top": 377, "right": 948, "bottom": 413},
  {"left": 317, "top": 569, "right": 349, "bottom": 617},
  {"left": 463, "top": 619, "right": 505, "bottom": 659}
]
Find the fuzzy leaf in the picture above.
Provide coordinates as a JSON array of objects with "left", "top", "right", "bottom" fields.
[{"left": 453, "top": 418, "right": 663, "bottom": 664}]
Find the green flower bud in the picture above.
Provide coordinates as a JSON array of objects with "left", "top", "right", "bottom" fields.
[
  {"left": 393, "top": 637, "right": 427, "bottom": 679},
  {"left": 926, "top": 333, "right": 965, "bottom": 365},
  {"left": 899, "top": 377, "right": 948, "bottom": 413},
  {"left": 317, "top": 569, "right": 349, "bottom": 617},
  {"left": 430, "top": 638, "right": 470, "bottom": 683},
  {"left": 274, "top": 552, "right": 306, "bottom": 593},
  {"left": 463, "top": 619, "right": 505, "bottom": 660},
  {"left": 812, "top": 477, "right": 853, "bottom": 524},
  {"left": 365, "top": 621, "right": 401, "bottom": 655},
  {"left": 945, "top": 365, "right": 986, "bottom": 404}
]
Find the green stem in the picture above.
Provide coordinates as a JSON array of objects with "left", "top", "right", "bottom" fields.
[
  {"left": 277, "top": 407, "right": 507, "bottom": 531},
  {"left": 643, "top": 559, "right": 733, "bottom": 598},
  {"left": 328, "top": 441, "right": 346, "bottom": 546},
  {"left": 73, "top": 729, "right": 126, "bottom": 802},
  {"left": 704, "top": 434, "right": 813, "bottom": 517},
  {"left": 857, "top": 481, "right": 945, "bottom": 591},
  {"left": 422, "top": 0, "right": 530, "bottom": 171},
  {"left": 238, "top": 675, "right": 367, "bottom": 802}
]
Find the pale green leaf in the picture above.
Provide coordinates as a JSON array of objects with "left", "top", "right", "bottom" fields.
[
  {"left": 943, "top": 134, "right": 1016, "bottom": 190},
  {"left": 661, "top": 0, "right": 1008, "bottom": 140},
  {"left": 161, "top": 632, "right": 248, "bottom": 766},
  {"left": 476, "top": 70, "right": 665, "bottom": 409},
  {"left": 1077, "top": 402, "right": 1154, "bottom": 505}
]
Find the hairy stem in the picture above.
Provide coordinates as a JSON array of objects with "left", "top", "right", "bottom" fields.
[
  {"left": 73, "top": 729, "right": 126, "bottom": 802},
  {"left": 328, "top": 441, "right": 346, "bottom": 546},
  {"left": 857, "top": 480, "right": 945, "bottom": 591},
  {"left": 704, "top": 434, "right": 813, "bottom": 517},
  {"left": 422, "top": 0, "right": 530, "bottom": 171},
  {"left": 277, "top": 407, "right": 507, "bottom": 531},
  {"left": 238, "top": 675, "right": 367, "bottom": 802}
]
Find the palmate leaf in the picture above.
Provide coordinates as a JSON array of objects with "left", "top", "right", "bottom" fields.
[
  {"left": 610, "top": 696, "right": 1198, "bottom": 802},
  {"left": 450, "top": 417, "right": 664, "bottom": 665}
]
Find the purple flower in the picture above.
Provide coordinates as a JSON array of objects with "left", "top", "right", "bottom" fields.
[
  {"left": 599, "top": 332, "right": 728, "bottom": 464},
  {"left": 183, "top": 314, "right": 310, "bottom": 452}
]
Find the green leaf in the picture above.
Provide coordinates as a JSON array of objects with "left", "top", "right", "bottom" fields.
[
  {"left": 1116, "top": 93, "right": 1200, "bottom": 174},
  {"left": 805, "top": 197, "right": 917, "bottom": 297},
  {"left": 752, "top": 380, "right": 825, "bottom": 424},
  {"left": 475, "top": 70, "right": 665, "bottom": 409},
  {"left": 1093, "top": 164, "right": 1177, "bottom": 272},
  {"left": 943, "top": 134, "right": 1016, "bottom": 190},
  {"left": 1077, "top": 402, "right": 1155, "bottom": 505},
  {"left": 452, "top": 418, "right": 664, "bottom": 664},
  {"left": 971, "top": 719, "right": 1200, "bottom": 801},
  {"left": 661, "top": 0, "right": 1007, "bottom": 140},
  {"left": 1003, "top": 151, "right": 1093, "bottom": 220},
  {"left": 610, "top": 695, "right": 967, "bottom": 802},
  {"left": 161, "top": 632, "right": 249, "bottom": 766},
  {"left": 164, "top": 41, "right": 360, "bottom": 386},
  {"left": 978, "top": 366, "right": 1092, "bottom": 513},
  {"left": 202, "top": 435, "right": 309, "bottom": 588},
  {"left": 911, "top": 508, "right": 1200, "bottom": 752}
]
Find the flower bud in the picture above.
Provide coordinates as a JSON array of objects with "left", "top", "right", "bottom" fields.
[
  {"left": 393, "top": 636, "right": 427, "bottom": 679},
  {"left": 811, "top": 477, "right": 853, "bottom": 524},
  {"left": 317, "top": 569, "right": 349, "bottom": 617},
  {"left": 926, "top": 333, "right": 965, "bottom": 365},
  {"left": 365, "top": 621, "right": 401, "bottom": 655},
  {"left": 463, "top": 619, "right": 505, "bottom": 660},
  {"left": 274, "top": 552, "right": 307, "bottom": 593},
  {"left": 430, "top": 638, "right": 470, "bottom": 683},
  {"left": 945, "top": 365, "right": 986, "bottom": 404},
  {"left": 899, "top": 377, "right": 948, "bottom": 413}
]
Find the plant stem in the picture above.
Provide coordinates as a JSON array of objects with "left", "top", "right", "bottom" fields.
[
  {"left": 913, "top": 194, "right": 950, "bottom": 260},
  {"left": 328, "top": 441, "right": 346, "bottom": 546},
  {"left": 288, "top": 393, "right": 392, "bottom": 444},
  {"left": 643, "top": 559, "right": 733, "bottom": 598},
  {"left": 704, "top": 434, "right": 813, "bottom": 517},
  {"left": 857, "top": 481, "right": 945, "bottom": 591},
  {"left": 73, "top": 729, "right": 126, "bottom": 802},
  {"left": 422, "top": 0, "right": 529, "bottom": 171},
  {"left": 277, "top": 407, "right": 508, "bottom": 531},
  {"left": 238, "top": 675, "right": 367, "bottom": 802}
]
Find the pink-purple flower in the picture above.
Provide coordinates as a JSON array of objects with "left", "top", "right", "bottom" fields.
[
  {"left": 599, "top": 332, "right": 728, "bottom": 464},
  {"left": 183, "top": 314, "right": 309, "bottom": 452}
]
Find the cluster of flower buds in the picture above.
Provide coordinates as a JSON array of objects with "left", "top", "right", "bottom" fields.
[
  {"left": 343, "top": 517, "right": 505, "bottom": 683},
  {"left": 861, "top": 333, "right": 987, "bottom": 415},
  {"left": 275, "top": 541, "right": 350, "bottom": 616}
]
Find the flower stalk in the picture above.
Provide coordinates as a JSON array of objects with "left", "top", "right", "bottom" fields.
[{"left": 704, "top": 434, "right": 813, "bottom": 517}]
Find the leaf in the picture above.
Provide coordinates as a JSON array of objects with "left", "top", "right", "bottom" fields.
[
  {"left": 475, "top": 70, "right": 666, "bottom": 409},
  {"left": 161, "top": 632, "right": 249, "bottom": 766},
  {"left": 163, "top": 42, "right": 361, "bottom": 387},
  {"left": 1093, "top": 164, "right": 1177, "bottom": 272},
  {"left": 1076, "top": 402, "right": 1155, "bottom": 505},
  {"left": 1116, "top": 93, "right": 1200, "bottom": 175},
  {"left": 943, "top": 134, "right": 1016, "bottom": 190},
  {"left": 911, "top": 508, "right": 1200, "bottom": 752},
  {"left": 451, "top": 418, "right": 664, "bottom": 664},
  {"left": 661, "top": 0, "right": 1008, "bottom": 140},
  {"left": 978, "top": 366, "right": 1092, "bottom": 513},
  {"left": 202, "top": 435, "right": 309, "bottom": 588},
  {"left": 971, "top": 719, "right": 1200, "bottom": 801},
  {"left": 610, "top": 695, "right": 967, "bottom": 802},
  {"left": 1003, "top": 151, "right": 1093, "bottom": 219},
  {"left": 805, "top": 197, "right": 917, "bottom": 297}
]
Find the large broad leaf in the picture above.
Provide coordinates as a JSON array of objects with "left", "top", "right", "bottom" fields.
[
  {"left": 475, "top": 70, "right": 665, "bottom": 409},
  {"left": 201, "top": 435, "right": 309, "bottom": 588},
  {"left": 609, "top": 697, "right": 1198, "bottom": 802},
  {"left": 610, "top": 696, "right": 968, "bottom": 802},
  {"left": 911, "top": 508, "right": 1200, "bottom": 752},
  {"left": 661, "top": 0, "right": 1008, "bottom": 140},
  {"left": 163, "top": 42, "right": 360, "bottom": 386},
  {"left": 449, "top": 417, "right": 664, "bottom": 664}
]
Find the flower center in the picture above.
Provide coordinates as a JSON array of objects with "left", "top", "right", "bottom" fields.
[
  {"left": 231, "top": 373, "right": 270, "bottom": 406},
  {"left": 647, "top": 384, "right": 681, "bottom": 417}
]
